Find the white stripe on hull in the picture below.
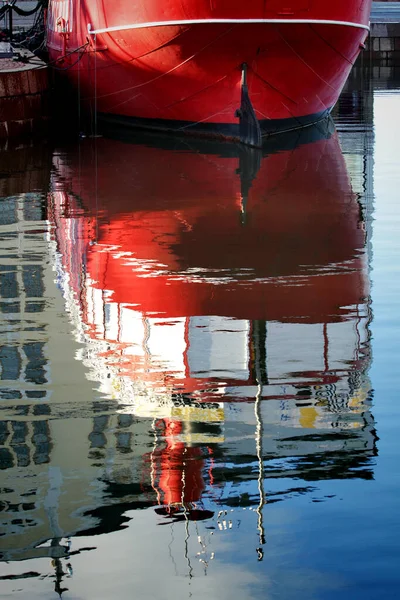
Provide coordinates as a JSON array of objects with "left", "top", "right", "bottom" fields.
[{"left": 87, "top": 18, "right": 370, "bottom": 36}]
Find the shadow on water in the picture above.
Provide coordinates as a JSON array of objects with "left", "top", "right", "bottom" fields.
[{"left": 0, "top": 76, "right": 378, "bottom": 596}]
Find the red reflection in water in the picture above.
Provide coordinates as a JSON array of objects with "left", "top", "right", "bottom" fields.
[{"left": 49, "top": 128, "right": 370, "bottom": 511}]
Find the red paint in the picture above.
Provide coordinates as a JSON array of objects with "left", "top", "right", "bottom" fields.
[{"left": 46, "top": 0, "right": 372, "bottom": 138}]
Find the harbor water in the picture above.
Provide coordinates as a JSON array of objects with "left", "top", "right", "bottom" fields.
[{"left": 0, "top": 62, "right": 400, "bottom": 599}]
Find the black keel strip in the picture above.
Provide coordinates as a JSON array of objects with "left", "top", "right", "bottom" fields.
[{"left": 98, "top": 108, "right": 332, "bottom": 145}]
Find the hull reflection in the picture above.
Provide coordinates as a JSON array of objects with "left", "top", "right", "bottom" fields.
[
  {"left": 0, "top": 124, "right": 377, "bottom": 585},
  {"left": 46, "top": 124, "right": 375, "bottom": 530},
  {"left": 50, "top": 122, "right": 370, "bottom": 409}
]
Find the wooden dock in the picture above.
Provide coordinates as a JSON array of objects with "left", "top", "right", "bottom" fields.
[{"left": 0, "top": 47, "right": 50, "bottom": 140}]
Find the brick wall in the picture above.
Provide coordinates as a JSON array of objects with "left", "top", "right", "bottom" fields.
[{"left": 367, "top": 22, "right": 400, "bottom": 63}]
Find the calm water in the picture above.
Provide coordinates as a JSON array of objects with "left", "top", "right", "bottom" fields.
[{"left": 0, "top": 64, "right": 400, "bottom": 599}]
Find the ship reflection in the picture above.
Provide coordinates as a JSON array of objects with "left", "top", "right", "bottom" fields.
[
  {"left": 0, "top": 122, "right": 376, "bottom": 589},
  {"left": 48, "top": 121, "right": 375, "bottom": 524},
  {"left": 51, "top": 120, "right": 369, "bottom": 397}
]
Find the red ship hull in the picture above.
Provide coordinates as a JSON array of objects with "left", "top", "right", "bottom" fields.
[{"left": 46, "top": 0, "right": 372, "bottom": 144}]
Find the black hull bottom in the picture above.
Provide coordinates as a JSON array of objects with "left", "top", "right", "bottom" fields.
[{"left": 97, "top": 109, "right": 332, "bottom": 147}]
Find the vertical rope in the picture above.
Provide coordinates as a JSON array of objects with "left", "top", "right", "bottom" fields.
[
  {"left": 77, "top": 0, "right": 81, "bottom": 133},
  {"left": 94, "top": 32, "right": 97, "bottom": 137}
]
